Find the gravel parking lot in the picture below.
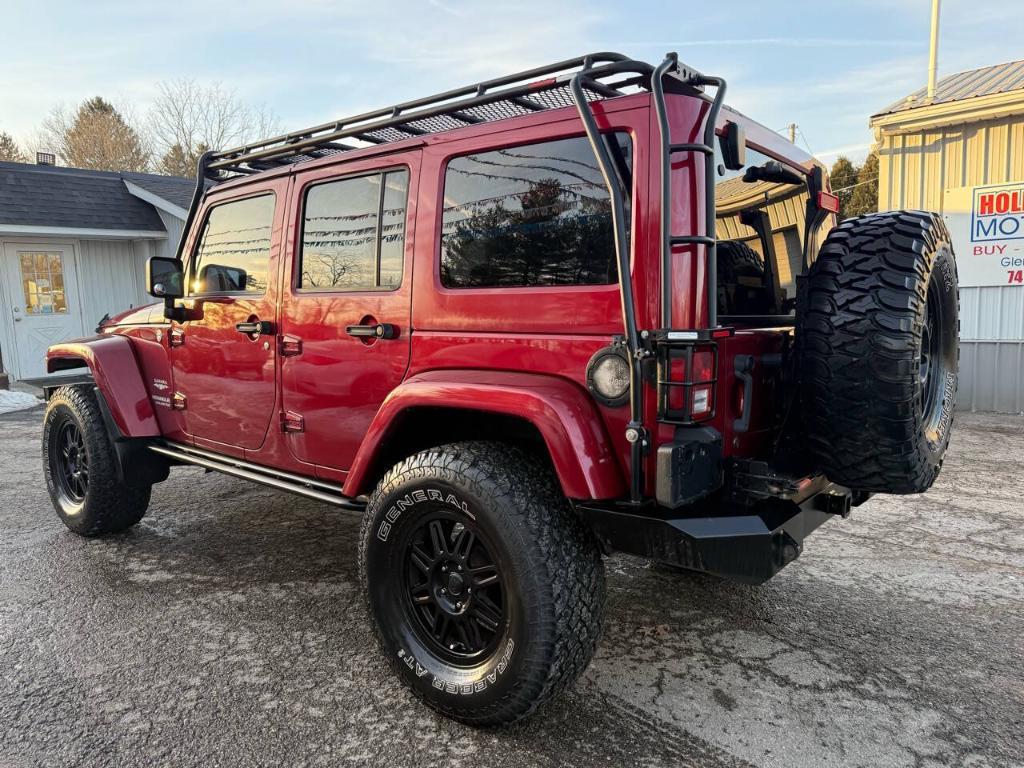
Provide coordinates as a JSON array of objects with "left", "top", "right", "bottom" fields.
[{"left": 1, "top": 405, "right": 1021, "bottom": 768}]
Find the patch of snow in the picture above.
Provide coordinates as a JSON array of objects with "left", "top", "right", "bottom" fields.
[{"left": 0, "top": 389, "right": 42, "bottom": 414}]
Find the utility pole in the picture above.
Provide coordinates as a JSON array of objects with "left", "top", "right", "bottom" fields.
[
  {"left": 927, "top": 0, "right": 941, "bottom": 100},
  {"left": 788, "top": 123, "right": 797, "bottom": 144}
]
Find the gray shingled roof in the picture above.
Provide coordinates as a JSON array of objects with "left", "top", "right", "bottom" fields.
[
  {"left": 0, "top": 162, "right": 193, "bottom": 232},
  {"left": 875, "top": 59, "right": 1024, "bottom": 117},
  {"left": 121, "top": 171, "right": 195, "bottom": 211}
]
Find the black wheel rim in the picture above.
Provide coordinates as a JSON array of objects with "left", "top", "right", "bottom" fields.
[
  {"left": 920, "top": 279, "right": 943, "bottom": 420},
  {"left": 55, "top": 420, "right": 88, "bottom": 504},
  {"left": 402, "top": 512, "right": 507, "bottom": 665}
]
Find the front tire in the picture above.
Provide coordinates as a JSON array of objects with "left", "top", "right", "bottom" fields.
[
  {"left": 42, "top": 386, "right": 151, "bottom": 536},
  {"left": 359, "top": 442, "right": 605, "bottom": 725}
]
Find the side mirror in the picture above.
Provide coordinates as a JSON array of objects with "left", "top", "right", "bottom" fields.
[
  {"left": 147, "top": 257, "right": 185, "bottom": 299},
  {"left": 197, "top": 264, "right": 248, "bottom": 293},
  {"left": 719, "top": 121, "right": 746, "bottom": 171}
]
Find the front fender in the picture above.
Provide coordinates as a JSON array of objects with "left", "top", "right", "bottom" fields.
[
  {"left": 343, "top": 370, "right": 625, "bottom": 500},
  {"left": 46, "top": 335, "right": 160, "bottom": 438}
]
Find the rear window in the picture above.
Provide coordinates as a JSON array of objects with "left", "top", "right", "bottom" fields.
[{"left": 440, "top": 134, "right": 631, "bottom": 289}]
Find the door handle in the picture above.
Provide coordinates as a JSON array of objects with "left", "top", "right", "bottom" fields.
[
  {"left": 346, "top": 323, "right": 400, "bottom": 340},
  {"left": 235, "top": 320, "right": 274, "bottom": 335}
]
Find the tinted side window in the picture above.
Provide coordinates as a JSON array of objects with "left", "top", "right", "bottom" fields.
[
  {"left": 192, "top": 194, "right": 275, "bottom": 294},
  {"left": 300, "top": 169, "right": 409, "bottom": 291},
  {"left": 440, "top": 134, "right": 631, "bottom": 288}
]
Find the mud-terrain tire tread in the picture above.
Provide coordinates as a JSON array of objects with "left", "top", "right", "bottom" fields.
[
  {"left": 358, "top": 441, "right": 605, "bottom": 725},
  {"left": 718, "top": 239, "right": 764, "bottom": 279},
  {"left": 799, "top": 210, "right": 959, "bottom": 493},
  {"left": 43, "top": 385, "right": 151, "bottom": 536},
  {"left": 718, "top": 240, "right": 772, "bottom": 315}
]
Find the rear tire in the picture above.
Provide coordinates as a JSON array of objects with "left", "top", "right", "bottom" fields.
[
  {"left": 359, "top": 441, "right": 605, "bottom": 725},
  {"left": 42, "top": 386, "right": 151, "bottom": 536},
  {"left": 799, "top": 211, "right": 959, "bottom": 493}
]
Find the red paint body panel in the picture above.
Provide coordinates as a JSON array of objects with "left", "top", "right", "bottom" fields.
[
  {"left": 46, "top": 336, "right": 160, "bottom": 437},
  {"left": 168, "top": 180, "right": 290, "bottom": 451},
  {"left": 343, "top": 370, "right": 624, "bottom": 500},
  {"left": 278, "top": 150, "right": 419, "bottom": 470}
]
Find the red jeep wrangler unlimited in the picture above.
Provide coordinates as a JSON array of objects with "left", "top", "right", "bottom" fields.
[{"left": 41, "top": 53, "right": 959, "bottom": 725}]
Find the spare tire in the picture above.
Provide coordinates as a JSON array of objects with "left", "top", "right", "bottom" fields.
[
  {"left": 717, "top": 240, "right": 772, "bottom": 316},
  {"left": 799, "top": 211, "right": 959, "bottom": 493}
]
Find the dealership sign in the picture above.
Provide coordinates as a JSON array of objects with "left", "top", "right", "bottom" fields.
[{"left": 944, "top": 182, "right": 1024, "bottom": 287}]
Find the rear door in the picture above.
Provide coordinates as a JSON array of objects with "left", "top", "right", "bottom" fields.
[
  {"left": 170, "top": 180, "right": 286, "bottom": 451},
  {"left": 278, "top": 152, "right": 418, "bottom": 470}
]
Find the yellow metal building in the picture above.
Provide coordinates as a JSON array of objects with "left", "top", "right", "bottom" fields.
[{"left": 871, "top": 60, "right": 1024, "bottom": 413}]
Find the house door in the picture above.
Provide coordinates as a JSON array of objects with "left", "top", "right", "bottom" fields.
[{"left": 2, "top": 243, "right": 84, "bottom": 380}]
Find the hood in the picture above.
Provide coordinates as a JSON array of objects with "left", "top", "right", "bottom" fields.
[{"left": 99, "top": 302, "right": 164, "bottom": 330}]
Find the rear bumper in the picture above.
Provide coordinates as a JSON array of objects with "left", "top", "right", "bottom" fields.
[{"left": 576, "top": 483, "right": 853, "bottom": 585}]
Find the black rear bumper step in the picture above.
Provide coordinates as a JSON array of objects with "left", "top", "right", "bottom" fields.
[
  {"left": 576, "top": 485, "right": 851, "bottom": 584},
  {"left": 150, "top": 443, "right": 365, "bottom": 511}
]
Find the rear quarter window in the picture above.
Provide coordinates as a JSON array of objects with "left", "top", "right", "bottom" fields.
[{"left": 440, "top": 133, "right": 631, "bottom": 289}]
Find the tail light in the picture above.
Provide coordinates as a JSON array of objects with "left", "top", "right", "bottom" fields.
[
  {"left": 657, "top": 342, "right": 718, "bottom": 423},
  {"left": 690, "top": 347, "right": 715, "bottom": 417},
  {"left": 817, "top": 191, "right": 840, "bottom": 213}
]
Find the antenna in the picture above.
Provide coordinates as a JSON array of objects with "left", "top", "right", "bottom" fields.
[{"left": 927, "top": 0, "right": 941, "bottom": 100}]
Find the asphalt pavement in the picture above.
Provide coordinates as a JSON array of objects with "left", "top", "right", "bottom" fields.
[{"left": 1, "top": 405, "right": 1021, "bottom": 767}]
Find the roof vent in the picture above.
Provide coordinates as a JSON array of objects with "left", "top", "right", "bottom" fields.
[{"left": 35, "top": 152, "right": 56, "bottom": 166}]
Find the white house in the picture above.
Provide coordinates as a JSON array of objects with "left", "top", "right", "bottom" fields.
[{"left": 0, "top": 159, "right": 193, "bottom": 384}]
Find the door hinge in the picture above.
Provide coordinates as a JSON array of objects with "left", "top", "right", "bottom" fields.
[
  {"left": 281, "top": 411, "right": 305, "bottom": 433},
  {"left": 279, "top": 334, "right": 303, "bottom": 357},
  {"left": 172, "top": 392, "right": 187, "bottom": 410},
  {"left": 169, "top": 327, "right": 185, "bottom": 347}
]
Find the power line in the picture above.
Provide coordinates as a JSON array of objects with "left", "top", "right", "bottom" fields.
[
  {"left": 832, "top": 175, "right": 879, "bottom": 193},
  {"left": 796, "top": 126, "right": 815, "bottom": 156}
]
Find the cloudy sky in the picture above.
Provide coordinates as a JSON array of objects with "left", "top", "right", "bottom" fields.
[{"left": 1, "top": 0, "right": 1021, "bottom": 164}]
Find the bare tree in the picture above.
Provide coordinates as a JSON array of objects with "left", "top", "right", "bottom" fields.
[
  {"left": 148, "top": 79, "right": 280, "bottom": 177},
  {"left": 41, "top": 97, "right": 150, "bottom": 172},
  {"left": 0, "top": 131, "right": 27, "bottom": 163}
]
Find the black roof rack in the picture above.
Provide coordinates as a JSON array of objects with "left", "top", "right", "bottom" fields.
[{"left": 202, "top": 52, "right": 701, "bottom": 180}]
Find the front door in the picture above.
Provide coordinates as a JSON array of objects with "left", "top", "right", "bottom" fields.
[
  {"left": 279, "top": 156, "right": 418, "bottom": 470},
  {"left": 169, "top": 186, "right": 284, "bottom": 451},
  {"left": 2, "top": 243, "right": 85, "bottom": 380}
]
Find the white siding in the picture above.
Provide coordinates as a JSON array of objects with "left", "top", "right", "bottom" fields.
[
  {"left": 155, "top": 209, "right": 185, "bottom": 260},
  {"left": 77, "top": 239, "right": 146, "bottom": 325}
]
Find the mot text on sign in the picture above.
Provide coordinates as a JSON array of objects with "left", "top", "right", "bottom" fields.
[{"left": 944, "top": 182, "right": 1024, "bottom": 287}]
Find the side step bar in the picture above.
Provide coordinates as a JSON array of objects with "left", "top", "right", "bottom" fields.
[{"left": 150, "top": 443, "right": 366, "bottom": 511}]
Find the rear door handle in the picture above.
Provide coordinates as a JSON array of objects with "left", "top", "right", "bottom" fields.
[
  {"left": 236, "top": 320, "right": 274, "bottom": 335},
  {"left": 346, "top": 323, "right": 400, "bottom": 340}
]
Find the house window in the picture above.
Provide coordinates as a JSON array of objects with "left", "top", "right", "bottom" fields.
[
  {"left": 191, "top": 193, "right": 275, "bottom": 294},
  {"left": 299, "top": 169, "right": 410, "bottom": 291},
  {"left": 440, "top": 133, "right": 631, "bottom": 289},
  {"left": 18, "top": 252, "right": 67, "bottom": 314}
]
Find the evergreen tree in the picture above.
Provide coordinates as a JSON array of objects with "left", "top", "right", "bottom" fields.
[
  {"left": 847, "top": 152, "right": 879, "bottom": 218},
  {"left": 156, "top": 142, "right": 207, "bottom": 177},
  {"left": 44, "top": 97, "right": 149, "bottom": 171},
  {"left": 0, "top": 132, "right": 27, "bottom": 163},
  {"left": 829, "top": 156, "right": 859, "bottom": 220}
]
